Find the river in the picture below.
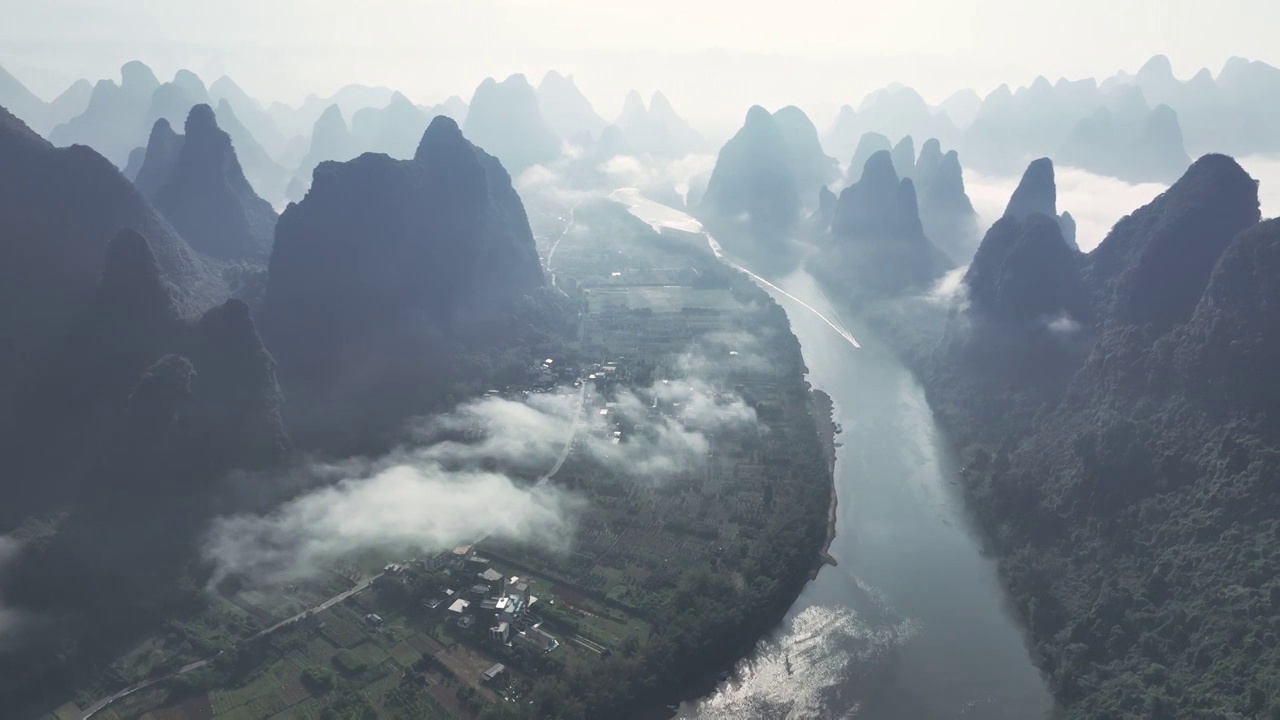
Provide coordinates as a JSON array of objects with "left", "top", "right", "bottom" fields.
[{"left": 614, "top": 191, "right": 1058, "bottom": 720}]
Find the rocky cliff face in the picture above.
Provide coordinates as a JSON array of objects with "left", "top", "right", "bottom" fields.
[
  {"left": 263, "top": 116, "right": 546, "bottom": 445},
  {"left": 153, "top": 105, "right": 278, "bottom": 262},
  {"left": 463, "top": 74, "right": 561, "bottom": 173}
]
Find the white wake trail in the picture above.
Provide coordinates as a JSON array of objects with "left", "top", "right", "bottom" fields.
[{"left": 610, "top": 188, "right": 861, "bottom": 350}]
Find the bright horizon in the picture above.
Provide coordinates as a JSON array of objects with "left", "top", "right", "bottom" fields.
[{"left": 4, "top": 0, "right": 1280, "bottom": 135}]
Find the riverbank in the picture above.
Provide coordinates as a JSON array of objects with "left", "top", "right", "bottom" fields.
[{"left": 811, "top": 388, "right": 840, "bottom": 575}]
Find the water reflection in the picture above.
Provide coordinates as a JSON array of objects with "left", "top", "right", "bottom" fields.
[{"left": 616, "top": 194, "right": 1056, "bottom": 719}]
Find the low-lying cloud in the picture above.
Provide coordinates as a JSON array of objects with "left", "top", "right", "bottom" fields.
[
  {"left": 599, "top": 153, "right": 716, "bottom": 206},
  {"left": 0, "top": 535, "right": 33, "bottom": 649},
  {"left": 966, "top": 166, "right": 1167, "bottom": 252},
  {"left": 204, "top": 348, "right": 759, "bottom": 587},
  {"left": 1239, "top": 154, "right": 1280, "bottom": 220},
  {"left": 1046, "top": 313, "right": 1083, "bottom": 335},
  {"left": 204, "top": 391, "right": 586, "bottom": 587},
  {"left": 924, "top": 265, "right": 970, "bottom": 309}
]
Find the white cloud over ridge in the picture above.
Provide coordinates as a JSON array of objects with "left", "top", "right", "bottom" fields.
[
  {"left": 204, "top": 347, "right": 759, "bottom": 587},
  {"left": 966, "top": 166, "right": 1167, "bottom": 253}
]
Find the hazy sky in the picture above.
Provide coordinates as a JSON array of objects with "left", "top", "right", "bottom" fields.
[{"left": 4, "top": 0, "right": 1280, "bottom": 133}]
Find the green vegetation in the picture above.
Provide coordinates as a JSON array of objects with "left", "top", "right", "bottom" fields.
[
  {"left": 886, "top": 200, "right": 1280, "bottom": 717},
  {"left": 33, "top": 197, "right": 831, "bottom": 720}
]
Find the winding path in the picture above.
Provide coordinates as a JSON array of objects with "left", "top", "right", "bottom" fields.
[{"left": 545, "top": 201, "right": 581, "bottom": 289}]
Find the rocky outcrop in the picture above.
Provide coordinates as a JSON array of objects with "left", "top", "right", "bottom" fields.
[
  {"left": 463, "top": 74, "right": 561, "bottom": 173},
  {"left": 263, "top": 116, "right": 546, "bottom": 444},
  {"left": 1003, "top": 157, "right": 1078, "bottom": 249},
  {"left": 153, "top": 105, "right": 278, "bottom": 262},
  {"left": 1004, "top": 157, "right": 1057, "bottom": 221}
]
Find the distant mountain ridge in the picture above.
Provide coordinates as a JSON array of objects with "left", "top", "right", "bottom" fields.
[
  {"left": 150, "top": 104, "right": 278, "bottom": 262},
  {"left": 463, "top": 74, "right": 561, "bottom": 173}
]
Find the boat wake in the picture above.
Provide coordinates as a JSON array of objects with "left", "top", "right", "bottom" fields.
[{"left": 609, "top": 188, "right": 861, "bottom": 350}]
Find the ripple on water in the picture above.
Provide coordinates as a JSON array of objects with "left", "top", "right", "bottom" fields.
[{"left": 685, "top": 593, "right": 921, "bottom": 720}]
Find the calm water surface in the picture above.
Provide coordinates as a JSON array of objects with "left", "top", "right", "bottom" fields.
[{"left": 616, "top": 194, "right": 1057, "bottom": 719}]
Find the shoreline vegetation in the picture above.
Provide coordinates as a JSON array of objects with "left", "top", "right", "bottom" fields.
[{"left": 811, "top": 388, "right": 840, "bottom": 574}]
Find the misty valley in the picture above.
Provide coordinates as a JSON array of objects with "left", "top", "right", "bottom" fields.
[{"left": 2, "top": 16, "right": 1280, "bottom": 720}]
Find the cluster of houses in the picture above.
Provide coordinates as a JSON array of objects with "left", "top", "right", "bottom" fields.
[{"left": 423, "top": 545, "right": 560, "bottom": 656}]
